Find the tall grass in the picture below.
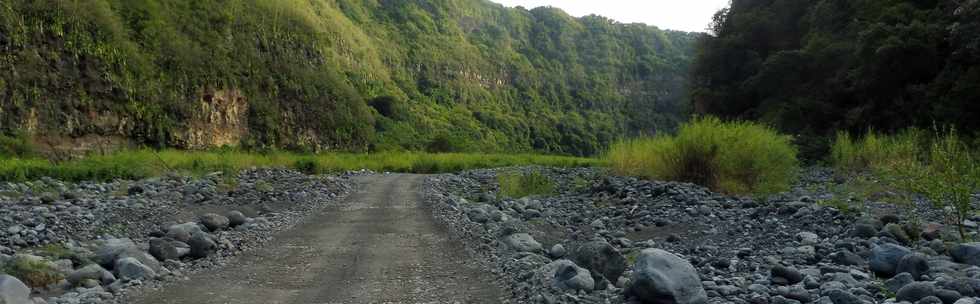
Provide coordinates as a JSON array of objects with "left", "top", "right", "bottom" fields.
[
  {"left": 608, "top": 117, "right": 799, "bottom": 196},
  {"left": 831, "top": 128, "right": 980, "bottom": 239},
  {"left": 0, "top": 150, "right": 599, "bottom": 182}
]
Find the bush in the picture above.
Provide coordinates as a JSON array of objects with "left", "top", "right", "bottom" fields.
[
  {"left": 0, "top": 133, "right": 36, "bottom": 158},
  {"left": 608, "top": 117, "right": 799, "bottom": 195},
  {"left": 830, "top": 128, "right": 924, "bottom": 174},
  {"left": 1, "top": 257, "right": 64, "bottom": 288},
  {"left": 497, "top": 170, "right": 555, "bottom": 198}
]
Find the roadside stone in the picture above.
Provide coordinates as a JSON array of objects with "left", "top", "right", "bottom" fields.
[
  {"left": 148, "top": 238, "right": 188, "bottom": 261},
  {"left": 826, "top": 288, "right": 862, "bottom": 304},
  {"left": 571, "top": 239, "right": 627, "bottom": 282},
  {"left": 199, "top": 213, "right": 230, "bottom": 231},
  {"left": 0, "top": 274, "right": 31, "bottom": 304},
  {"left": 94, "top": 238, "right": 138, "bottom": 267},
  {"left": 502, "top": 233, "right": 542, "bottom": 253},
  {"left": 114, "top": 257, "right": 156, "bottom": 281},
  {"left": 187, "top": 232, "right": 217, "bottom": 259},
  {"left": 165, "top": 222, "right": 203, "bottom": 243},
  {"left": 627, "top": 249, "right": 707, "bottom": 304},
  {"left": 226, "top": 211, "right": 247, "bottom": 227},
  {"left": 67, "top": 264, "right": 115, "bottom": 286},
  {"left": 534, "top": 259, "right": 594, "bottom": 291}
]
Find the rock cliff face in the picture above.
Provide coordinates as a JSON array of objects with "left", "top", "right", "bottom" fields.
[{"left": 0, "top": 0, "right": 698, "bottom": 155}]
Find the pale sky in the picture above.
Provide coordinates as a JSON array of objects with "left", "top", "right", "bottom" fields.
[{"left": 488, "top": 0, "right": 729, "bottom": 32}]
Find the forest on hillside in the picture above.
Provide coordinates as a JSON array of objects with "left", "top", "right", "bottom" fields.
[
  {"left": 0, "top": 0, "right": 696, "bottom": 156},
  {"left": 691, "top": 0, "right": 980, "bottom": 154}
]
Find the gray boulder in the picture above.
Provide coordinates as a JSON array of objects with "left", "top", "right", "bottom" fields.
[
  {"left": 114, "top": 257, "right": 156, "bottom": 281},
  {"left": 94, "top": 238, "right": 138, "bottom": 267},
  {"left": 571, "top": 240, "right": 627, "bottom": 282},
  {"left": 502, "top": 233, "right": 542, "bottom": 253},
  {"left": 885, "top": 272, "right": 914, "bottom": 294},
  {"left": 66, "top": 264, "right": 116, "bottom": 286},
  {"left": 869, "top": 243, "right": 911, "bottom": 277},
  {"left": 951, "top": 243, "right": 980, "bottom": 266},
  {"left": 187, "top": 232, "right": 217, "bottom": 259},
  {"left": 199, "top": 213, "right": 230, "bottom": 231},
  {"left": 627, "top": 249, "right": 707, "bottom": 304},
  {"left": 226, "top": 211, "right": 247, "bottom": 227},
  {"left": 166, "top": 222, "right": 203, "bottom": 243},
  {"left": 897, "top": 282, "right": 936, "bottom": 303},
  {"left": 534, "top": 259, "right": 595, "bottom": 291},
  {"left": 0, "top": 274, "right": 31, "bottom": 304}
]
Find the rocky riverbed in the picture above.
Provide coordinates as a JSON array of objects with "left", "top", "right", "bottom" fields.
[
  {"left": 425, "top": 167, "right": 980, "bottom": 304},
  {"left": 0, "top": 169, "right": 354, "bottom": 304}
]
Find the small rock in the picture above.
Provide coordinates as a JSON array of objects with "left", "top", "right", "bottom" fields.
[
  {"left": 502, "top": 233, "right": 542, "bottom": 253},
  {"left": 896, "top": 254, "right": 929, "bottom": 280},
  {"left": 951, "top": 243, "right": 980, "bottom": 266},
  {"left": 187, "top": 232, "right": 217, "bottom": 259},
  {"left": 114, "top": 257, "right": 156, "bottom": 281},
  {"left": 549, "top": 244, "right": 566, "bottom": 259}
]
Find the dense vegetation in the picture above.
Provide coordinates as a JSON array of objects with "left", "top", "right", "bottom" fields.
[
  {"left": 608, "top": 117, "right": 799, "bottom": 196},
  {"left": 691, "top": 0, "right": 980, "bottom": 155},
  {"left": 0, "top": 0, "right": 697, "bottom": 156},
  {"left": 0, "top": 149, "right": 598, "bottom": 182}
]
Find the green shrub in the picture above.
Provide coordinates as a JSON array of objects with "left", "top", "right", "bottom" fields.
[
  {"left": 608, "top": 117, "right": 799, "bottom": 195},
  {"left": 1, "top": 257, "right": 64, "bottom": 288},
  {"left": 497, "top": 170, "right": 555, "bottom": 198},
  {"left": 0, "top": 133, "right": 36, "bottom": 158},
  {"left": 919, "top": 129, "right": 980, "bottom": 239}
]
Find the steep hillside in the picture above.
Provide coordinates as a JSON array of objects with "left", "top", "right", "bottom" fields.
[
  {"left": 0, "top": 0, "right": 697, "bottom": 156},
  {"left": 691, "top": 0, "right": 980, "bottom": 149}
]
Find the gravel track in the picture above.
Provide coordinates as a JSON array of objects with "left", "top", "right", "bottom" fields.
[{"left": 130, "top": 173, "right": 502, "bottom": 304}]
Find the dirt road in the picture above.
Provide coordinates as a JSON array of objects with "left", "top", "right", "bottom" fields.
[{"left": 133, "top": 174, "right": 503, "bottom": 304}]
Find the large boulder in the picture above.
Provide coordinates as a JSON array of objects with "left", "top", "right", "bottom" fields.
[
  {"left": 66, "top": 264, "right": 116, "bottom": 286},
  {"left": 533, "top": 259, "right": 595, "bottom": 291},
  {"left": 627, "top": 249, "right": 707, "bottom": 304},
  {"left": 166, "top": 222, "right": 204, "bottom": 243},
  {"left": 502, "top": 233, "right": 543, "bottom": 253},
  {"left": 116, "top": 248, "right": 161, "bottom": 272},
  {"left": 571, "top": 240, "right": 627, "bottom": 282},
  {"left": 114, "top": 257, "right": 156, "bottom": 281},
  {"left": 0, "top": 274, "right": 31, "bottom": 304},
  {"left": 951, "top": 243, "right": 980, "bottom": 266},
  {"left": 187, "top": 232, "right": 217, "bottom": 259},
  {"left": 94, "top": 238, "right": 138, "bottom": 267},
  {"left": 869, "top": 243, "right": 911, "bottom": 277},
  {"left": 199, "top": 213, "right": 230, "bottom": 231}
]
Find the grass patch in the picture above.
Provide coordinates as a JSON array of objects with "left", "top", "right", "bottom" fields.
[
  {"left": 607, "top": 117, "right": 799, "bottom": 196},
  {"left": 832, "top": 127, "right": 980, "bottom": 239},
  {"left": 0, "top": 150, "right": 599, "bottom": 182},
  {"left": 1, "top": 257, "right": 64, "bottom": 288},
  {"left": 497, "top": 170, "right": 556, "bottom": 199}
]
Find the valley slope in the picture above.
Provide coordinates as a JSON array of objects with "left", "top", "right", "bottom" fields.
[{"left": 0, "top": 0, "right": 697, "bottom": 156}]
